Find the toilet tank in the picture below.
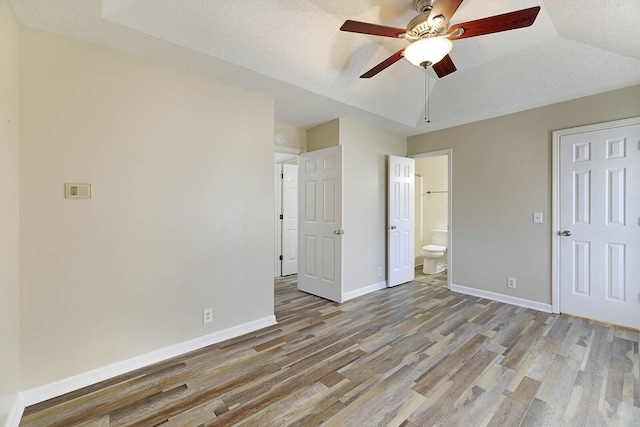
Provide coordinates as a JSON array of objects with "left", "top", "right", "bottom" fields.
[{"left": 431, "top": 229, "right": 448, "bottom": 247}]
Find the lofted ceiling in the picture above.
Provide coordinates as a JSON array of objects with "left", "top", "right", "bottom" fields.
[{"left": 10, "top": 0, "right": 640, "bottom": 136}]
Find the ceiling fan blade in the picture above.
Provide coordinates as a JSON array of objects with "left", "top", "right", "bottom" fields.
[
  {"left": 428, "top": 0, "right": 464, "bottom": 28},
  {"left": 360, "top": 49, "right": 405, "bottom": 78},
  {"left": 340, "top": 20, "right": 406, "bottom": 38},
  {"left": 449, "top": 6, "right": 541, "bottom": 40},
  {"left": 432, "top": 55, "right": 457, "bottom": 78}
]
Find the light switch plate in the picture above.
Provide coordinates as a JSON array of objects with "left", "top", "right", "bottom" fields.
[{"left": 533, "top": 212, "right": 543, "bottom": 224}]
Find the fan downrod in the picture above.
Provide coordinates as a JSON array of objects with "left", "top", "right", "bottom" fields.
[{"left": 414, "top": 0, "right": 436, "bottom": 13}]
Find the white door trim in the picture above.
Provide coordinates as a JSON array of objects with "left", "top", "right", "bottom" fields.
[
  {"left": 275, "top": 146, "right": 303, "bottom": 157},
  {"left": 274, "top": 150, "right": 300, "bottom": 277},
  {"left": 281, "top": 163, "right": 298, "bottom": 276},
  {"left": 409, "top": 149, "right": 453, "bottom": 289},
  {"left": 274, "top": 163, "right": 283, "bottom": 277},
  {"left": 551, "top": 116, "right": 640, "bottom": 314}
]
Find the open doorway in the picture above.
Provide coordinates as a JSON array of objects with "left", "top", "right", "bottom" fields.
[{"left": 410, "top": 150, "right": 452, "bottom": 289}]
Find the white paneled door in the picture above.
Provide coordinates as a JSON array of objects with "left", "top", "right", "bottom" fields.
[
  {"left": 298, "top": 146, "right": 343, "bottom": 303},
  {"left": 281, "top": 163, "right": 298, "bottom": 276},
  {"left": 557, "top": 119, "right": 640, "bottom": 330},
  {"left": 388, "top": 155, "right": 415, "bottom": 287}
]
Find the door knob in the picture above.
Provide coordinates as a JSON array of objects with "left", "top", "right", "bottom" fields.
[
  {"left": 334, "top": 229, "right": 345, "bottom": 235},
  {"left": 561, "top": 230, "right": 572, "bottom": 236},
  {"left": 390, "top": 225, "right": 397, "bottom": 230}
]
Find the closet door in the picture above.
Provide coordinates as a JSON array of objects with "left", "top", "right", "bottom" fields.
[{"left": 556, "top": 120, "right": 640, "bottom": 329}]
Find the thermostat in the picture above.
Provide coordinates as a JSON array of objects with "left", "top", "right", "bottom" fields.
[{"left": 65, "top": 183, "right": 91, "bottom": 199}]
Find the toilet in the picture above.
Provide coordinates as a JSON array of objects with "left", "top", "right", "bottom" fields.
[{"left": 421, "top": 229, "right": 448, "bottom": 274}]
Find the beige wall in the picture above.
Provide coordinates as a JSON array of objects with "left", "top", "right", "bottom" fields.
[
  {"left": 408, "top": 85, "right": 640, "bottom": 304},
  {"left": 339, "top": 118, "right": 406, "bottom": 293},
  {"left": 0, "top": 0, "right": 20, "bottom": 422},
  {"left": 305, "top": 118, "right": 406, "bottom": 294},
  {"left": 274, "top": 122, "right": 306, "bottom": 152},
  {"left": 18, "top": 27, "right": 275, "bottom": 388},
  {"left": 307, "top": 119, "right": 339, "bottom": 151},
  {"left": 414, "top": 156, "right": 448, "bottom": 265}
]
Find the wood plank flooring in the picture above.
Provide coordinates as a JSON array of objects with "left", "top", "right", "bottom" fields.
[{"left": 20, "top": 275, "right": 640, "bottom": 426}]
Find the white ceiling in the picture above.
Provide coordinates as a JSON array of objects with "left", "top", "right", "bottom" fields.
[{"left": 10, "top": 0, "right": 640, "bottom": 136}]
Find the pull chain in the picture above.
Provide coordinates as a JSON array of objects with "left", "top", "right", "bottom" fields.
[{"left": 424, "top": 65, "right": 430, "bottom": 123}]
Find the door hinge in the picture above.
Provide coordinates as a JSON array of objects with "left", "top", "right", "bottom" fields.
[
  {"left": 279, "top": 255, "right": 283, "bottom": 261},
  {"left": 281, "top": 172, "right": 284, "bottom": 179},
  {"left": 279, "top": 214, "right": 283, "bottom": 220}
]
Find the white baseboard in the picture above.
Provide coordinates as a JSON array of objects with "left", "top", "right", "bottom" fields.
[
  {"left": 343, "top": 281, "right": 387, "bottom": 302},
  {"left": 20, "top": 315, "right": 277, "bottom": 408},
  {"left": 450, "top": 283, "right": 552, "bottom": 313},
  {"left": 3, "top": 393, "right": 24, "bottom": 427}
]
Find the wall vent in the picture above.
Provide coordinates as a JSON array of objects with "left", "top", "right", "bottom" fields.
[{"left": 65, "top": 183, "right": 91, "bottom": 199}]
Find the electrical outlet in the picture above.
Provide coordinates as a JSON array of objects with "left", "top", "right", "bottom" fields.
[
  {"left": 507, "top": 277, "right": 516, "bottom": 289},
  {"left": 203, "top": 308, "right": 213, "bottom": 324},
  {"left": 377, "top": 266, "right": 382, "bottom": 276}
]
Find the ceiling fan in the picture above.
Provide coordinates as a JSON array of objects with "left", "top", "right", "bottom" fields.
[{"left": 340, "top": 0, "right": 541, "bottom": 78}]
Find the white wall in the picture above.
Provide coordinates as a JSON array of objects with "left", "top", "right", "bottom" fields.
[
  {"left": 0, "top": 0, "right": 20, "bottom": 423},
  {"left": 408, "top": 85, "right": 640, "bottom": 304},
  {"left": 18, "top": 27, "right": 275, "bottom": 389},
  {"left": 339, "top": 118, "right": 406, "bottom": 293}
]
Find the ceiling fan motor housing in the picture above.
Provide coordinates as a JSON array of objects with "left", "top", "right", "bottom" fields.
[
  {"left": 406, "top": 12, "right": 447, "bottom": 41},
  {"left": 414, "top": 0, "right": 436, "bottom": 13},
  {"left": 407, "top": 0, "right": 449, "bottom": 41}
]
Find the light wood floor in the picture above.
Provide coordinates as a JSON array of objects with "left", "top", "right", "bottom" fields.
[
  {"left": 21, "top": 276, "right": 640, "bottom": 426},
  {"left": 413, "top": 269, "right": 447, "bottom": 288}
]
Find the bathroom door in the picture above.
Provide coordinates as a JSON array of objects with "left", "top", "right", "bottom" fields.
[
  {"left": 387, "top": 155, "right": 415, "bottom": 287},
  {"left": 298, "top": 146, "right": 343, "bottom": 302},
  {"left": 555, "top": 117, "right": 640, "bottom": 329}
]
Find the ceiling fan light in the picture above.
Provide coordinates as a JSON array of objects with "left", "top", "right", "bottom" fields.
[{"left": 403, "top": 37, "right": 453, "bottom": 67}]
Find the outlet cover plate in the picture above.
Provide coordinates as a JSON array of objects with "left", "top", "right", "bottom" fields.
[{"left": 203, "top": 308, "right": 213, "bottom": 324}]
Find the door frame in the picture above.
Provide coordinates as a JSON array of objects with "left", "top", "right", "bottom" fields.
[
  {"left": 551, "top": 116, "right": 640, "bottom": 314},
  {"left": 274, "top": 148, "right": 301, "bottom": 278},
  {"left": 281, "top": 163, "right": 298, "bottom": 276},
  {"left": 408, "top": 149, "right": 453, "bottom": 289}
]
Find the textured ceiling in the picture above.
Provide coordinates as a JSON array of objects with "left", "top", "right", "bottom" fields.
[{"left": 10, "top": 0, "right": 640, "bottom": 136}]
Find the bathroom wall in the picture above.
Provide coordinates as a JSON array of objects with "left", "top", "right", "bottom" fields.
[{"left": 414, "top": 155, "right": 448, "bottom": 266}]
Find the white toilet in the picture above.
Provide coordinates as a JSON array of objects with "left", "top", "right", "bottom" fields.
[{"left": 421, "top": 229, "right": 448, "bottom": 274}]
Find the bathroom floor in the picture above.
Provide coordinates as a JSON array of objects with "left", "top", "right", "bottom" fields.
[{"left": 414, "top": 266, "right": 448, "bottom": 287}]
